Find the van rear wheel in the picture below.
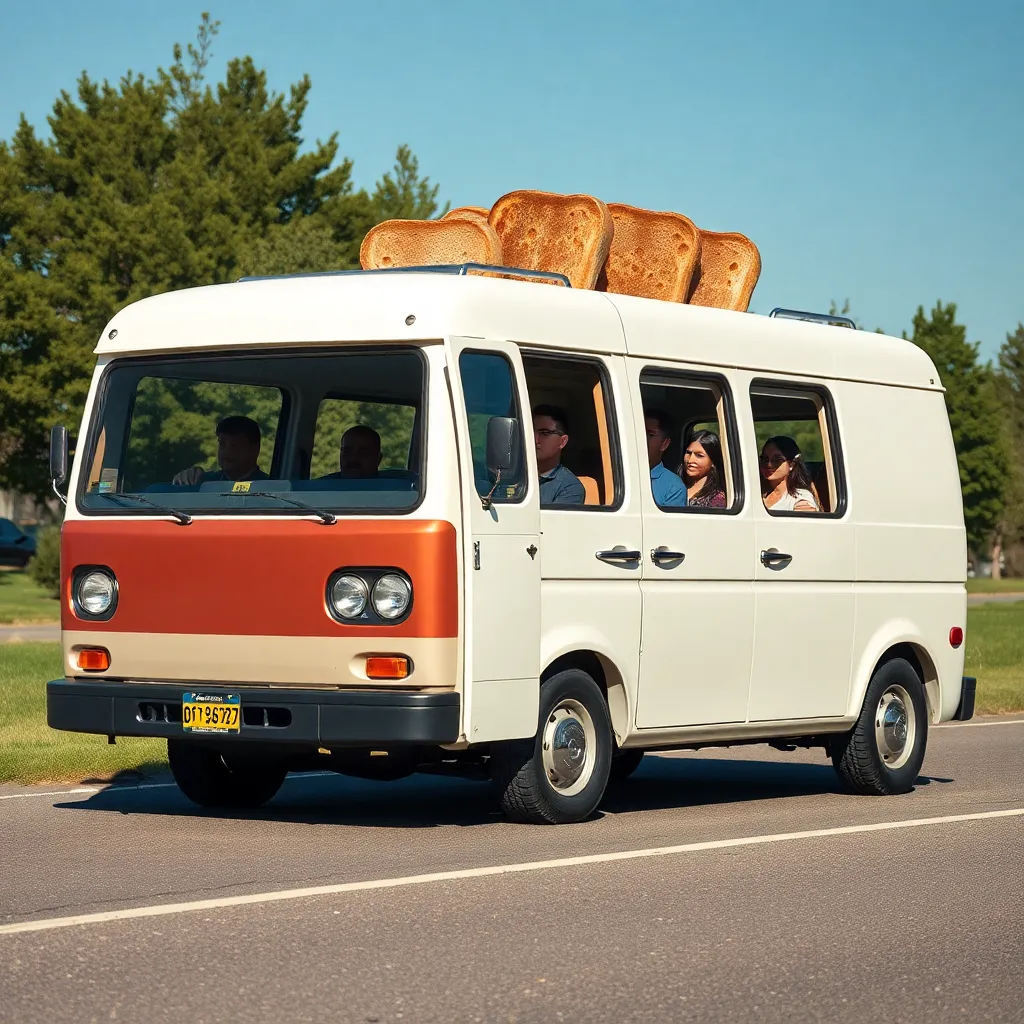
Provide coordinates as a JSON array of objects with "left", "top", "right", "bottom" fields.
[
  {"left": 491, "top": 669, "right": 612, "bottom": 824},
  {"left": 167, "top": 740, "right": 288, "bottom": 809},
  {"left": 831, "top": 657, "right": 928, "bottom": 796}
]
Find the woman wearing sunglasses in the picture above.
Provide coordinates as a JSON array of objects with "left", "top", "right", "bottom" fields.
[{"left": 760, "top": 435, "right": 820, "bottom": 513}]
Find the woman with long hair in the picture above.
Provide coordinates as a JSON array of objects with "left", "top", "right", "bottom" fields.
[
  {"left": 679, "top": 429, "right": 727, "bottom": 508},
  {"left": 759, "top": 435, "right": 819, "bottom": 512}
]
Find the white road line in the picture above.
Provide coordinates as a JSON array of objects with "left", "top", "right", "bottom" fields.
[
  {"left": 0, "top": 787, "right": 100, "bottom": 801},
  {"left": 936, "top": 718, "right": 1024, "bottom": 728},
  {"left": 2, "top": 808, "right": 1021, "bottom": 936}
]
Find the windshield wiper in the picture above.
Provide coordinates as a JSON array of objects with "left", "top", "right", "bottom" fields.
[
  {"left": 220, "top": 491, "right": 337, "bottom": 525},
  {"left": 98, "top": 492, "right": 192, "bottom": 525}
]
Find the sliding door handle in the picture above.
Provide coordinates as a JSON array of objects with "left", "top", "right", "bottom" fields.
[
  {"left": 595, "top": 548, "right": 642, "bottom": 564},
  {"left": 650, "top": 548, "right": 686, "bottom": 564},
  {"left": 760, "top": 549, "right": 793, "bottom": 568}
]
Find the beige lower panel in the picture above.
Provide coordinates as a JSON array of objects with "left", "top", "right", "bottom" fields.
[{"left": 63, "top": 631, "right": 458, "bottom": 689}]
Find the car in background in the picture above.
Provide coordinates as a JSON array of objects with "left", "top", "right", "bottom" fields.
[{"left": 0, "top": 518, "right": 37, "bottom": 567}]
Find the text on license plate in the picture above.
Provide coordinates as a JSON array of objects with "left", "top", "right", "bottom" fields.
[{"left": 182, "top": 692, "right": 241, "bottom": 733}]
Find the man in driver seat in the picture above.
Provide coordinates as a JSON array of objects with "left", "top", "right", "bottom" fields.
[{"left": 172, "top": 416, "right": 269, "bottom": 485}]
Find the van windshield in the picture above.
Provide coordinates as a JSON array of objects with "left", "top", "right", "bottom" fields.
[{"left": 78, "top": 349, "right": 425, "bottom": 516}]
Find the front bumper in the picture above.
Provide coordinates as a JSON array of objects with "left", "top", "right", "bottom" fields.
[
  {"left": 47, "top": 680, "right": 461, "bottom": 747},
  {"left": 953, "top": 676, "right": 976, "bottom": 721}
]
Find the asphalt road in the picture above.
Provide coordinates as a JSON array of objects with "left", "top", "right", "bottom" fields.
[{"left": 1, "top": 718, "right": 1022, "bottom": 1023}]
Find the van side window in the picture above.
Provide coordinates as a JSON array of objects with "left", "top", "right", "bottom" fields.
[
  {"left": 458, "top": 351, "right": 527, "bottom": 503},
  {"left": 522, "top": 355, "right": 620, "bottom": 509},
  {"left": 639, "top": 372, "right": 740, "bottom": 512},
  {"left": 750, "top": 384, "right": 844, "bottom": 516},
  {"left": 311, "top": 398, "right": 416, "bottom": 479}
]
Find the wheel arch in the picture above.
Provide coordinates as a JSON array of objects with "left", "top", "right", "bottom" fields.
[
  {"left": 541, "top": 650, "right": 631, "bottom": 745},
  {"left": 852, "top": 624, "right": 941, "bottom": 724}
]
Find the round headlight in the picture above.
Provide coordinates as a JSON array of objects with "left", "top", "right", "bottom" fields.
[
  {"left": 78, "top": 571, "right": 115, "bottom": 616},
  {"left": 372, "top": 574, "right": 412, "bottom": 620},
  {"left": 330, "top": 574, "right": 368, "bottom": 618}
]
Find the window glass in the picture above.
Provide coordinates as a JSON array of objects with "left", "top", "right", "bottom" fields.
[
  {"left": 458, "top": 351, "right": 526, "bottom": 503},
  {"left": 311, "top": 399, "right": 415, "bottom": 479},
  {"left": 750, "top": 385, "right": 840, "bottom": 515},
  {"left": 639, "top": 373, "right": 738, "bottom": 512},
  {"left": 522, "top": 355, "right": 619, "bottom": 509}
]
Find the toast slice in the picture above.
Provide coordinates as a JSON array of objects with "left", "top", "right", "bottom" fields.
[
  {"left": 360, "top": 218, "right": 503, "bottom": 270},
  {"left": 441, "top": 206, "right": 491, "bottom": 227},
  {"left": 489, "top": 190, "right": 614, "bottom": 289},
  {"left": 596, "top": 204, "right": 701, "bottom": 302},
  {"left": 687, "top": 231, "right": 761, "bottom": 311}
]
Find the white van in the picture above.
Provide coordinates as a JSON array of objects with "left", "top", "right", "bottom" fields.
[{"left": 47, "top": 265, "right": 976, "bottom": 823}]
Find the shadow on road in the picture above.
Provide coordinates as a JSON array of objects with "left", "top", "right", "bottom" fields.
[{"left": 54, "top": 754, "right": 956, "bottom": 829}]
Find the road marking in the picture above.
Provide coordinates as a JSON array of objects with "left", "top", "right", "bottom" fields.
[
  {"left": 936, "top": 719, "right": 1024, "bottom": 729},
  {"left": 0, "top": 787, "right": 100, "bottom": 801},
  {"left": 2, "top": 808, "right": 1021, "bottom": 936}
]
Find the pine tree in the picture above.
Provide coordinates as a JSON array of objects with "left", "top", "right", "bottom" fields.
[
  {"left": 994, "top": 325, "right": 1024, "bottom": 570},
  {"left": 908, "top": 302, "right": 1010, "bottom": 556}
]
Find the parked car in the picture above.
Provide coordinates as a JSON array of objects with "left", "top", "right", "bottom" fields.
[{"left": 0, "top": 518, "right": 37, "bottom": 567}]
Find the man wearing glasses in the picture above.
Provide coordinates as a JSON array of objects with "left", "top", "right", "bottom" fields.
[{"left": 533, "top": 405, "right": 586, "bottom": 505}]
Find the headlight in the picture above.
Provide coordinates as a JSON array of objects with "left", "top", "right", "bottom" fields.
[
  {"left": 372, "top": 574, "right": 412, "bottom": 620},
  {"left": 75, "top": 570, "right": 116, "bottom": 618},
  {"left": 330, "top": 574, "right": 368, "bottom": 619}
]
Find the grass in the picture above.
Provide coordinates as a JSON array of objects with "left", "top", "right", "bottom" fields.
[
  {"left": 966, "top": 577, "right": 1024, "bottom": 594},
  {"left": 0, "top": 603, "right": 1021, "bottom": 786},
  {"left": 0, "top": 569, "right": 60, "bottom": 624}
]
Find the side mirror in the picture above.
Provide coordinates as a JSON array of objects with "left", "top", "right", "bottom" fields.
[
  {"left": 50, "top": 425, "right": 69, "bottom": 503},
  {"left": 485, "top": 416, "right": 521, "bottom": 480}
]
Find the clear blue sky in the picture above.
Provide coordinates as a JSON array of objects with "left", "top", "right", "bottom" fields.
[{"left": 2, "top": 0, "right": 1021, "bottom": 359}]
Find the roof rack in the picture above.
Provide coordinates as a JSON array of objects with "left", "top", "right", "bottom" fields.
[
  {"left": 238, "top": 263, "right": 572, "bottom": 287},
  {"left": 769, "top": 307, "right": 857, "bottom": 329}
]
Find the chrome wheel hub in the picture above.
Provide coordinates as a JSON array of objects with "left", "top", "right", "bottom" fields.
[
  {"left": 874, "top": 684, "right": 916, "bottom": 770},
  {"left": 541, "top": 698, "right": 596, "bottom": 797}
]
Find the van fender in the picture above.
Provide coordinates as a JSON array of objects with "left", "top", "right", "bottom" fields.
[
  {"left": 540, "top": 625, "right": 636, "bottom": 746},
  {"left": 848, "top": 619, "right": 942, "bottom": 724}
]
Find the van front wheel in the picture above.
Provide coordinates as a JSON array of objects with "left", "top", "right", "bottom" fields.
[
  {"left": 167, "top": 740, "right": 288, "bottom": 809},
  {"left": 491, "top": 669, "right": 613, "bottom": 824},
  {"left": 831, "top": 658, "right": 928, "bottom": 796}
]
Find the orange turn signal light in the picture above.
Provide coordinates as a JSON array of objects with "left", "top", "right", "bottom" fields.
[
  {"left": 365, "top": 656, "right": 409, "bottom": 680},
  {"left": 77, "top": 648, "right": 110, "bottom": 672}
]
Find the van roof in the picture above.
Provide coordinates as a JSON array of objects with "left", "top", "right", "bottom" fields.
[{"left": 96, "top": 268, "right": 942, "bottom": 391}]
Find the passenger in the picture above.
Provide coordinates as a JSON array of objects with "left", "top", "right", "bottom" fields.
[
  {"left": 533, "top": 405, "right": 585, "bottom": 505},
  {"left": 172, "top": 416, "right": 269, "bottom": 485},
  {"left": 644, "top": 408, "right": 687, "bottom": 508},
  {"left": 760, "top": 435, "right": 820, "bottom": 512},
  {"left": 319, "top": 425, "right": 382, "bottom": 479},
  {"left": 680, "top": 429, "right": 727, "bottom": 508}
]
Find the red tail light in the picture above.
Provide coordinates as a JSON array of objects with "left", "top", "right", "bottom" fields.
[{"left": 949, "top": 627, "right": 964, "bottom": 649}]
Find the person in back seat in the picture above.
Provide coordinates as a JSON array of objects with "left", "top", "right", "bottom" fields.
[
  {"left": 318, "top": 425, "right": 382, "bottom": 480},
  {"left": 645, "top": 408, "right": 688, "bottom": 508},
  {"left": 760, "top": 436, "right": 820, "bottom": 512},
  {"left": 680, "top": 429, "right": 727, "bottom": 508},
  {"left": 172, "top": 416, "right": 269, "bottom": 485},
  {"left": 533, "top": 405, "right": 585, "bottom": 505}
]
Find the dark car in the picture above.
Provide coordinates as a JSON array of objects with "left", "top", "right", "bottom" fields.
[{"left": 0, "top": 518, "right": 37, "bottom": 567}]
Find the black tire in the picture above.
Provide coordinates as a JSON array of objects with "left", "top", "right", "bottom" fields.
[
  {"left": 167, "top": 741, "right": 288, "bottom": 809},
  {"left": 491, "top": 669, "right": 613, "bottom": 825},
  {"left": 831, "top": 657, "right": 928, "bottom": 796},
  {"left": 608, "top": 748, "right": 645, "bottom": 784}
]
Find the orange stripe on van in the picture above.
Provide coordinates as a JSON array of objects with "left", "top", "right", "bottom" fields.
[{"left": 61, "top": 518, "right": 458, "bottom": 638}]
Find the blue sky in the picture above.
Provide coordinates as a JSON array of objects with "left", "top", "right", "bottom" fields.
[{"left": 2, "top": 0, "right": 1021, "bottom": 359}]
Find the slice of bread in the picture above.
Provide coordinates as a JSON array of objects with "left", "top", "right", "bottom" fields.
[
  {"left": 360, "top": 218, "right": 503, "bottom": 270},
  {"left": 441, "top": 206, "right": 491, "bottom": 227},
  {"left": 596, "top": 204, "right": 701, "bottom": 302},
  {"left": 489, "top": 190, "right": 614, "bottom": 289},
  {"left": 687, "top": 231, "right": 761, "bottom": 311}
]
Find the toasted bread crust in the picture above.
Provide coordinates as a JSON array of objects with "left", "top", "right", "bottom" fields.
[
  {"left": 596, "top": 204, "right": 701, "bottom": 302},
  {"left": 489, "top": 190, "right": 614, "bottom": 289},
  {"left": 687, "top": 231, "right": 761, "bottom": 311},
  {"left": 441, "top": 206, "right": 491, "bottom": 227},
  {"left": 360, "top": 218, "right": 503, "bottom": 270}
]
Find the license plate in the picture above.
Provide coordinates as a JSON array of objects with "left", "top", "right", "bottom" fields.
[{"left": 182, "top": 692, "right": 241, "bottom": 733}]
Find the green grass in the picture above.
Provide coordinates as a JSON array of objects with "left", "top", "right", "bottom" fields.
[
  {"left": 0, "top": 643, "right": 166, "bottom": 785},
  {"left": 966, "top": 577, "right": 1024, "bottom": 594},
  {"left": 0, "top": 570, "right": 60, "bottom": 624},
  {"left": 1, "top": 603, "right": 1021, "bottom": 786}
]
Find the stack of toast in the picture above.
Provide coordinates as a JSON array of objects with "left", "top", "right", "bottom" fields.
[{"left": 359, "top": 190, "right": 760, "bottom": 312}]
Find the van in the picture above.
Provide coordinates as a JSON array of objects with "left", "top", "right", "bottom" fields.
[{"left": 46, "top": 265, "right": 976, "bottom": 824}]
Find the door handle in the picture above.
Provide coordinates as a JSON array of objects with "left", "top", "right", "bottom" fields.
[
  {"left": 650, "top": 548, "right": 686, "bottom": 564},
  {"left": 760, "top": 549, "right": 793, "bottom": 568},
  {"left": 595, "top": 548, "right": 642, "bottom": 564}
]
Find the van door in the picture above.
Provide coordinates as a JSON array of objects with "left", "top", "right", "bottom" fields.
[
  {"left": 446, "top": 338, "right": 542, "bottom": 743},
  {"left": 746, "top": 380, "right": 855, "bottom": 721},
  {"left": 630, "top": 362, "right": 755, "bottom": 727}
]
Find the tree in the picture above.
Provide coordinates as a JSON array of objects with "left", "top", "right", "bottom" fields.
[
  {"left": 907, "top": 302, "right": 1010, "bottom": 556},
  {"left": 994, "top": 324, "right": 1024, "bottom": 573},
  {"left": 0, "top": 15, "right": 442, "bottom": 499}
]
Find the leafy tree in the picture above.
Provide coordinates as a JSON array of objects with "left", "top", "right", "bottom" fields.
[
  {"left": 907, "top": 302, "right": 1010, "bottom": 555},
  {"left": 0, "top": 14, "right": 441, "bottom": 499},
  {"left": 994, "top": 325, "right": 1024, "bottom": 569}
]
